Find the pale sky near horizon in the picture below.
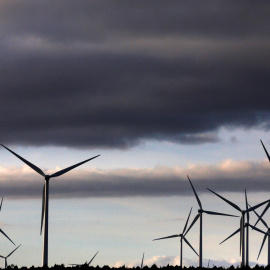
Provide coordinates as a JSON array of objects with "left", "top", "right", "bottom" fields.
[
  {"left": 1, "top": 1, "right": 270, "bottom": 268},
  {"left": 1, "top": 130, "right": 270, "bottom": 268}
]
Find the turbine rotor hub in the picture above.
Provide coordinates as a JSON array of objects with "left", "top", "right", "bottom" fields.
[{"left": 45, "top": 175, "right": 50, "bottom": 181}]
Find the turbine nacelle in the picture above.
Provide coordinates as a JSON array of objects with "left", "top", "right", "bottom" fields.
[{"left": 45, "top": 175, "right": 50, "bottom": 181}]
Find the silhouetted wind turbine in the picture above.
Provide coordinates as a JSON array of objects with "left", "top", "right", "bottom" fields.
[
  {"left": 207, "top": 188, "right": 270, "bottom": 267},
  {"left": 243, "top": 191, "right": 266, "bottom": 266},
  {"left": 0, "top": 244, "right": 21, "bottom": 269},
  {"left": 249, "top": 204, "right": 270, "bottom": 264},
  {"left": 187, "top": 176, "right": 238, "bottom": 267},
  {"left": 243, "top": 190, "right": 267, "bottom": 266},
  {"left": 153, "top": 207, "right": 198, "bottom": 267},
  {"left": 69, "top": 251, "right": 99, "bottom": 267},
  {"left": 0, "top": 198, "right": 15, "bottom": 245},
  {"left": 141, "top": 252, "right": 145, "bottom": 269},
  {"left": 245, "top": 190, "right": 251, "bottom": 266},
  {"left": 1, "top": 144, "right": 100, "bottom": 266},
  {"left": 253, "top": 140, "right": 270, "bottom": 228}
]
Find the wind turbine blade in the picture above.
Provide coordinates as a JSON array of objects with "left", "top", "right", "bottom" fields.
[
  {"left": 88, "top": 251, "right": 99, "bottom": 266},
  {"left": 153, "top": 234, "right": 180, "bottom": 241},
  {"left": 245, "top": 190, "right": 250, "bottom": 223},
  {"left": 0, "top": 197, "right": 3, "bottom": 212},
  {"left": 187, "top": 175, "right": 202, "bottom": 209},
  {"left": 40, "top": 184, "right": 45, "bottom": 235},
  {"left": 254, "top": 202, "right": 270, "bottom": 227},
  {"left": 0, "top": 229, "right": 15, "bottom": 245},
  {"left": 207, "top": 188, "right": 241, "bottom": 212},
  {"left": 0, "top": 256, "right": 4, "bottom": 259},
  {"left": 248, "top": 203, "right": 268, "bottom": 229},
  {"left": 248, "top": 224, "right": 267, "bottom": 235},
  {"left": 6, "top": 244, "right": 21, "bottom": 258},
  {"left": 182, "top": 207, "right": 192, "bottom": 235},
  {"left": 141, "top": 252, "right": 145, "bottom": 268},
  {"left": 183, "top": 236, "right": 199, "bottom": 256},
  {"left": 257, "top": 233, "right": 267, "bottom": 260},
  {"left": 1, "top": 144, "right": 45, "bottom": 177},
  {"left": 261, "top": 140, "right": 270, "bottom": 162},
  {"left": 203, "top": 210, "right": 238, "bottom": 217},
  {"left": 184, "top": 213, "right": 200, "bottom": 236},
  {"left": 246, "top": 199, "right": 270, "bottom": 214},
  {"left": 220, "top": 228, "right": 241, "bottom": 245},
  {"left": 50, "top": 155, "right": 100, "bottom": 178}
]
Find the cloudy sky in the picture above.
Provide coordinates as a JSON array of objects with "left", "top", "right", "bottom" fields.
[{"left": 1, "top": 0, "right": 270, "bottom": 268}]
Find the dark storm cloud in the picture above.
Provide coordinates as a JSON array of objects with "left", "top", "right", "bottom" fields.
[
  {"left": 1, "top": 159, "right": 270, "bottom": 198},
  {"left": 1, "top": 1, "right": 270, "bottom": 148}
]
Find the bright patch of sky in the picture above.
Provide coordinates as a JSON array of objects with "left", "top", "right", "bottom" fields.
[
  {"left": 1, "top": 127, "right": 269, "bottom": 171},
  {"left": 2, "top": 192, "right": 270, "bottom": 268}
]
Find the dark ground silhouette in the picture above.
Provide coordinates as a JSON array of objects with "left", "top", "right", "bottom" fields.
[{"left": 4, "top": 264, "right": 270, "bottom": 270}]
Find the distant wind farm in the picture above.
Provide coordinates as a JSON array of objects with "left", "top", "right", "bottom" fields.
[
  {"left": 152, "top": 141, "right": 270, "bottom": 268},
  {"left": 1, "top": 141, "right": 270, "bottom": 268}
]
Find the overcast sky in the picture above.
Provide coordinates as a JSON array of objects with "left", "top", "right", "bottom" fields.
[{"left": 1, "top": 1, "right": 270, "bottom": 268}]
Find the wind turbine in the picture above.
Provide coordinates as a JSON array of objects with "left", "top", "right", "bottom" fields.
[
  {"left": 207, "top": 188, "right": 270, "bottom": 267},
  {"left": 220, "top": 190, "right": 267, "bottom": 267},
  {"left": 252, "top": 140, "right": 270, "bottom": 228},
  {"left": 69, "top": 251, "right": 99, "bottom": 267},
  {"left": 1, "top": 144, "right": 100, "bottom": 266},
  {"left": 187, "top": 175, "right": 238, "bottom": 267},
  {"left": 0, "top": 198, "right": 15, "bottom": 245},
  {"left": 0, "top": 244, "right": 21, "bottom": 269},
  {"left": 249, "top": 204, "right": 270, "bottom": 264},
  {"left": 153, "top": 207, "right": 198, "bottom": 267},
  {"left": 141, "top": 252, "right": 144, "bottom": 269}
]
